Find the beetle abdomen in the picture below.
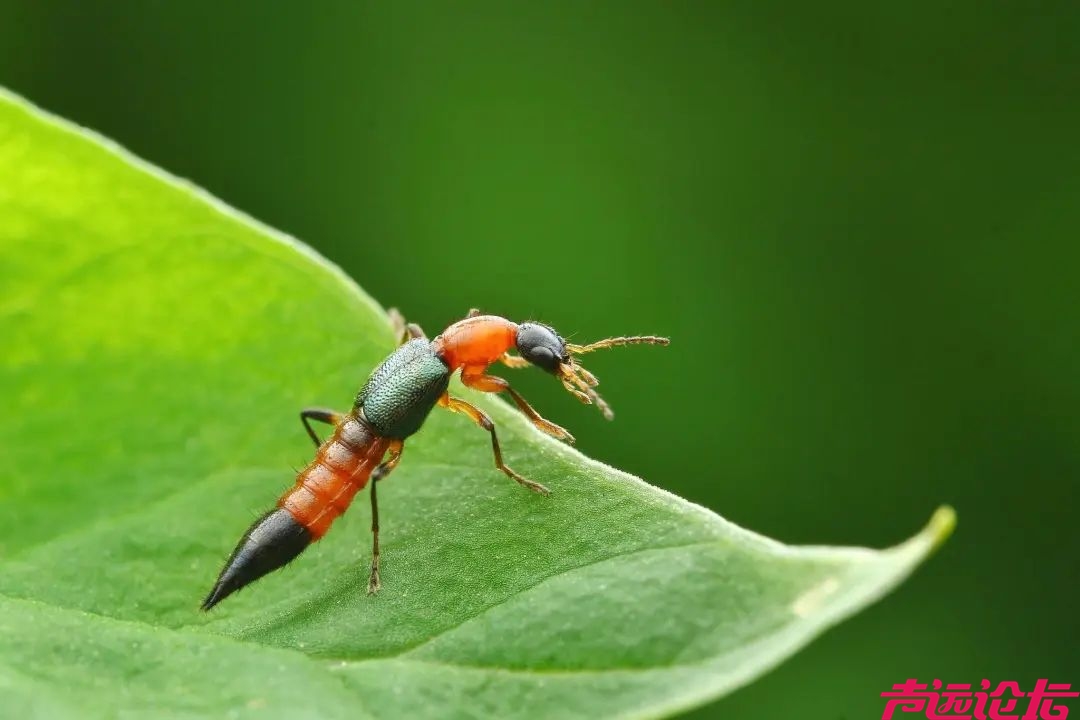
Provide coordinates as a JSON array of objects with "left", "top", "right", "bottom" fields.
[
  {"left": 279, "top": 414, "right": 390, "bottom": 539},
  {"left": 201, "top": 508, "right": 310, "bottom": 610},
  {"left": 202, "top": 414, "right": 388, "bottom": 609},
  {"left": 356, "top": 338, "right": 450, "bottom": 438}
]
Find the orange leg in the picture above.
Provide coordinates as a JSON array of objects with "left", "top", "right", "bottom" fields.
[
  {"left": 461, "top": 366, "right": 575, "bottom": 444},
  {"left": 498, "top": 352, "right": 531, "bottom": 369},
  {"left": 367, "top": 439, "right": 404, "bottom": 595},
  {"left": 439, "top": 393, "right": 551, "bottom": 495}
]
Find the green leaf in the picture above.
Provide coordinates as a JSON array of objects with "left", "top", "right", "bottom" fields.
[{"left": 0, "top": 87, "right": 955, "bottom": 720}]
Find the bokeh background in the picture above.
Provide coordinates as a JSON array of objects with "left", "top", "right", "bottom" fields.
[{"left": 3, "top": 2, "right": 1077, "bottom": 717}]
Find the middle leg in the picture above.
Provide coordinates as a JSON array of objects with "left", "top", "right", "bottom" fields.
[{"left": 388, "top": 307, "right": 427, "bottom": 345}]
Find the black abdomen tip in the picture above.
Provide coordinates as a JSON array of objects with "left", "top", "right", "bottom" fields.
[{"left": 201, "top": 508, "right": 312, "bottom": 610}]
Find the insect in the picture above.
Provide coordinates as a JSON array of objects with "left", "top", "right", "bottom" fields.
[{"left": 201, "top": 308, "right": 669, "bottom": 610}]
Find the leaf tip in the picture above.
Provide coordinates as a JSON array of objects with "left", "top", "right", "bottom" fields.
[{"left": 924, "top": 504, "right": 957, "bottom": 553}]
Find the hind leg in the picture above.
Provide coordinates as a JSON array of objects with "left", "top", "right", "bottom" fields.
[
  {"left": 367, "top": 439, "right": 404, "bottom": 595},
  {"left": 299, "top": 408, "right": 346, "bottom": 447}
]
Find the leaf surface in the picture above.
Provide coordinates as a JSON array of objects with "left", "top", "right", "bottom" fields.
[{"left": 0, "top": 88, "right": 953, "bottom": 720}]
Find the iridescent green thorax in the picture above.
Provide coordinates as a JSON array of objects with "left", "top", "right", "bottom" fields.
[{"left": 355, "top": 338, "right": 451, "bottom": 439}]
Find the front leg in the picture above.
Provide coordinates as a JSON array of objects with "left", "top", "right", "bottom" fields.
[
  {"left": 460, "top": 366, "right": 575, "bottom": 444},
  {"left": 438, "top": 393, "right": 550, "bottom": 495},
  {"left": 498, "top": 352, "right": 531, "bottom": 369}
]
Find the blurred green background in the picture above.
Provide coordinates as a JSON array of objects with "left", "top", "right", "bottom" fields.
[{"left": 3, "top": 2, "right": 1077, "bottom": 717}]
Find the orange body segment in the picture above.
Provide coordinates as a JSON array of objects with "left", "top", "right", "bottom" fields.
[
  {"left": 431, "top": 315, "right": 518, "bottom": 370},
  {"left": 278, "top": 414, "right": 389, "bottom": 540}
]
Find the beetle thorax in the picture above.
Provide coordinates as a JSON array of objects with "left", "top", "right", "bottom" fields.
[{"left": 431, "top": 315, "right": 519, "bottom": 370}]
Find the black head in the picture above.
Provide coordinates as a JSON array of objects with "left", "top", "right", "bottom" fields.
[
  {"left": 515, "top": 321, "right": 670, "bottom": 421},
  {"left": 515, "top": 322, "right": 569, "bottom": 374}
]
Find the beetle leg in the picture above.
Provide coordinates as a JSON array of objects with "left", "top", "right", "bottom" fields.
[
  {"left": 366, "top": 439, "right": 404, "bottom": 595},
  {"left": 299, "top": 407, "right": 346, "bottom": 447},
  {"left": 498, "top": 352, "right": 531, "bottom": 369},
  {"left": 388, "top": 307, "right": 427, "bottom": 345},
  {"left": 460, "top": 367, "right": 575, "bottom": 444},
  {"left": 438, "top": 393, "right": 551, "bottom": 495}
]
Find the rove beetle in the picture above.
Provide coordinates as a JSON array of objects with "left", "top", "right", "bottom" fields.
[{"left": 201, "top": 308, "right": 669, "bottom": 610}]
